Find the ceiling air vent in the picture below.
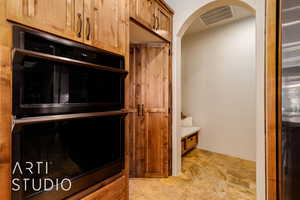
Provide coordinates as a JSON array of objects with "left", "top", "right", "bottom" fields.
[{"left": 200, "top": 6, "right": 233, "bottom": 25}]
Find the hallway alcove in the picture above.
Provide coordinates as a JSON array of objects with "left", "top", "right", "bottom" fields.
[
  {"left": 169, "top": 1, "right": 267, "bottom": 199},
  {"left": 130, "top": 1, "right": 259, "bottom": 199}
]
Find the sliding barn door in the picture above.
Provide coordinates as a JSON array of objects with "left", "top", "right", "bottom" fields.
[{"left": 129, "top": 44, "right": 170, "bottom": 178}]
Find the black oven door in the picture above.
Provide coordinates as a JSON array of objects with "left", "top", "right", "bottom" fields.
[
  {"left": 12, "top": 26, "right": 126, "bottom": 118},
  {"left": 13, "top": 52, "right": 125, "bottom": 118},
  {"left": 12, "top": 113, "right": 126, "bottom": 200}
]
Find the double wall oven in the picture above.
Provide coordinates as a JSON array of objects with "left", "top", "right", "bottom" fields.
[{"left": 12, "top": 26, "right": 127, "bottom": 200}]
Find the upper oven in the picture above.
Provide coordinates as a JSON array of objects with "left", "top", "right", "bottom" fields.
[{"left": 12, "top": 26, "right": 127, "bottom": 118}]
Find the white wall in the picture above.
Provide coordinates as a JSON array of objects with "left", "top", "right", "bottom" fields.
[
  {"left": 182, "top": 17, "right": 256, "bottom": 161},
  {"left": 255, "top": 1, "right": 266, "bottom": 199}
]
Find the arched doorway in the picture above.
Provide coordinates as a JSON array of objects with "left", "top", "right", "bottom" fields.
[{"left": 171, "top": 0, "right": 265, "bottom": 199}]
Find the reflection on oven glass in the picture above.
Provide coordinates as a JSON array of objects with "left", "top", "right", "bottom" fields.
[{"left": 13, "top": 116, "right": 123, "bottom": 198}]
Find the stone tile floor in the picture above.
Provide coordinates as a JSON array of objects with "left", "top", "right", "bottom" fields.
[{"left": 129, "top": 149, "right": 256, "bottom": 200}]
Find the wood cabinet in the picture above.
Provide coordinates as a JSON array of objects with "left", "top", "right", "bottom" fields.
[
  {"left": 1, "top": 0, "right": 131, "bottom": 199},
  {"left": 84, "top": 0, "right": 127, "bottom": 55},
  {"left": 130, "top": 0, "right": 173, "bottom": 41},
  {"left": 0, "top": 45, "right": 12, "bottom": 200},
  {"left": 181, "top": 132, "right": 199, "bottom": 155},
  {"left": 7, "top": 0, "right": 84, "bottom": 42},
  {"left": 81, "top": 176, "right": 126, "bottom": 200},
  {"left": 154, "top": 5, "right": 172, "bottom": 41},
  {"left": 129, "top": 44, "right": 171, "bottom": 178},
  {"left": 7, "top": 0, "right": 127, "bottom": 55},
  {"left": 134, "top": 0, "right": 155, "bottom": 29}
]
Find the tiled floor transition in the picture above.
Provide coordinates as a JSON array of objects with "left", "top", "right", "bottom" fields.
[{"left": 129, "top": 149, "right": 256, "bottom": 200}]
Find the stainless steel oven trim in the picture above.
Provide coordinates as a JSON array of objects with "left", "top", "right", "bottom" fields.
[
  {"left": 13, "top": 48, "right": 129, "bottom": 75},
  {"left": 14, "top": 110, "right": 128, "bottom": 125}
]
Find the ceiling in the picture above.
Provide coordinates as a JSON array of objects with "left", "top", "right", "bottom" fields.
[{"left": 184, "top": 6, "right": 254, "bottom": 36}]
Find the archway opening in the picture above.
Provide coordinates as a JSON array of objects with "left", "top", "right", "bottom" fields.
[{"left": 172, "top": 1, "right": 261, "bottom": 199}]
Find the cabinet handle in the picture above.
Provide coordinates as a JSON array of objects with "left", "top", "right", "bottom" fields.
[
  {"left": 152, "top": 14, "right": 156, "bottom": 29},
  {"left": 156, "top": 16, "right": 159, "bottom": 30},
  {"left": 137, "top": 104, "right": 141, "bottom": 116},
  {"left": 77, "top": 13, "right": 83, "bottom": 38},
  {"left": 86, "top": 17, "right": 91, "bottom": 40},
  {"left": 141, "top": 104, "right": 144, "bottom": 116}
]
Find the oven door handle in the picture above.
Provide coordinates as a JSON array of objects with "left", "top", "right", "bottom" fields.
[
  {"left": 14, "top": 110, "right": 129, "bottom": 126},
  {"left": 12, "top": 48, "right": 129, "bottom": 75}
]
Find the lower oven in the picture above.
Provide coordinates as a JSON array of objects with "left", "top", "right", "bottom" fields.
[{"left": 12, "top": 112, "right": 126, "bottom": 200}]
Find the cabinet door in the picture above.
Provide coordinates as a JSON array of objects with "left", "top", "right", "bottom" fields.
[
  {"left": 129, "top": 46, "right": 147, "bottom": 177},
  {"left": 7, "top": 0, "right": 84, "bottom": 42},
  {"left": 129, "top": 44, "right": 170, "bottom": 178},
  {"left": 84, "top": 0, "right": 127, "bottom": 55},
  {"left": 143, "top": 44, "right": 169, "bottom": 177},
  {"left": 155, "top": 5, "right": 172, "bottom": 41},
  {"left": 135, "top": 0, "right": 155, "bottom": 30}
]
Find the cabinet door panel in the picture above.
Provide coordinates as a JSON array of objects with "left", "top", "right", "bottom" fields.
[
  {"left": 155, "top": 5, "right": 171, "bottom": 41},
  {"left": 144, "top": 112, "right": 168, "bottom": 177},
  {"left": 135, "top": 0, "right": 155, "bottom": 29},
  {"left": 85, "top": 0, "right": 126, "bottom": 55},
  {"left": 129, "top": 46, "right": 147, "bottom": 177},
  {"left": 143, "top": 45, "right": 169, "bottom": 177},
  {"left": 7, "top": 0, "right": 83, "bottom": 42},
  {"left": 144, "top": 47, "right": 168, "bottom": 110},
  {"left": 130, "top": 45, "right": 169, "bottom": 178},
  {"left": 130, "top": 0, "right": 172, "bottom": 41}
]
